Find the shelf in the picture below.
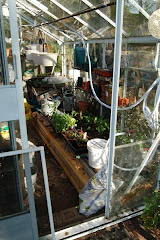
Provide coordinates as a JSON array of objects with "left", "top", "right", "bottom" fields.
[
  {"left": 124, "top": 66, "right": 157, "bottom": 73},
  {"left": 93, "top": 68, "right": 113, "bottom": 77}
]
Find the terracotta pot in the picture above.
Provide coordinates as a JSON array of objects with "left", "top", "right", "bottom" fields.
[
  {"left": 78, "top": 101, "right": 89, "bottom": 112},
  {"left": 119, "top": 97, "right": 129, "bottom": 106},
  {"left": 82, "top": 82, "right": 90, "bottom": 92},
  {"left": 124, "top": 98, "right": 129, "bottom": 105}
]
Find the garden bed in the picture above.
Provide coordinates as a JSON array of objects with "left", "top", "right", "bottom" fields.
[
  {"left": 32, "top": 112, "right": 90, "bottom": 193},
  {"left": 61, "top": 129, "right": 88, "bottom": 154}
]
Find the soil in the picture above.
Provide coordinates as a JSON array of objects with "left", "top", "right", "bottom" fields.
[{"left": 27, "top": 121, "right": 79, "bottom": 236}]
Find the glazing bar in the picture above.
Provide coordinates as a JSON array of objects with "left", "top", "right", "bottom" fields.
[{"left": 105, "top": 0, "right": 124, "bottom": 218}]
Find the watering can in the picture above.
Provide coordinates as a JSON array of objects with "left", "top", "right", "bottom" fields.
[
  {"left": 41, "top": 95, "right": 61, "bottom": 115},
  {"left": 63, "top": 90, "right": 74, "bottom": 112}
]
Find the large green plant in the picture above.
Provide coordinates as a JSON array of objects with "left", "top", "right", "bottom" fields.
[
  {"left": 71, "top": 111, "right": 109, "bottom": 135},
  {"left": 94, "top": 116, "right": 110, "bottom": 135},
  {"left": 141, "top": 189, "right": 160, "bottom": 230},
  {"left": 51, "top": 111, "right": 77, "bottom": 133}
]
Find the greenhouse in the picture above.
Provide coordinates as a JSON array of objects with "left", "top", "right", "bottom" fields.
[{"left": 0, "top": 0, "right": 160, "bottom": 239}]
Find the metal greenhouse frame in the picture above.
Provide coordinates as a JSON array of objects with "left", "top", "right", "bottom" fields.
[{"left": 0, "top": 0, "right": 160, "bottom": 239}]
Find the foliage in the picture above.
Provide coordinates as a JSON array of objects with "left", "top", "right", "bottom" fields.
[
  {"left": 64, "top": 129, "right": 77, "bottom": 140},
  {"left": 64, "top": 129, "right": 84, "bottom": 139},
  {"left": 116, "top": 134, "right": 130, "bottom": 145},
  {"left": 117, "top": 107, "right": 151, "bottom": 143},
  {"left": 94, "top": 116, "right": 110, "bottom": 135},
  {"left": 84, "top": 112, "right": 95, "bottom": 125},
  {"left": 115, "top": 131, "right": 147, "bottom": 146},
  {"left": 71, "top": 111, "right": 109, "bottom": 136},
  {"left": 141, "top": 189, "right": 160, "bottom": 230},
  {"left": 83, "top": 112, "right": 109, "bottom": 135},
  {"left": 63, "top": 129, "right": 88, "bottom": 146},
  {"left": 51, "top": 111, "right": 77, "bottom": 133},
  {"left": 76, "top": 133, "right": 88, "bottom": 145},
  {"left": 6, "top": 42, "right": 12, "bottom": 48}
]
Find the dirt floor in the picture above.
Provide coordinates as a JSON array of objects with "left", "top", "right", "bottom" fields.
[
  {"left": 26, "top": 120, "right": 160, "bottom": 240},
  {"left": 27, "top": 121, "right": 79, "bottom": 235}
]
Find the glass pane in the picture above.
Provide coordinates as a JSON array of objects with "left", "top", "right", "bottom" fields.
[
  {"left": 109, "top": 38, "right": 159, "bottom": 216},
  {"left": 0, "top": 56, "right": 2, "bottom": 85},
  {"left": 0, "top": 146, "right": 25, "bottom": 217},
  {"left": 0, "top": 132, "right": 35, "bottom": 218},
  {"left": 51, "top": 0, "right": 88, "bottom": 13},
  {"left": 119, "top": 43, "right": 157, "bottom": 108},
  {"left": 89, "top": 43, "right": 103, "bottom": 68},
  {"left": 109, "top": 139, "right": 159, "bottom": 217},
  {"left": 124, "top": 0, "right": 156, "bottom": 37},
  {"left": 39, "top": 0, "right": 116, "bottom": 40}
]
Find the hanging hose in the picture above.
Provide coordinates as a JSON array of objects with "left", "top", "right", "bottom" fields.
[
  {"left": 65, "top": 30, "right": 160, "bottom": 180},
  {"left": 65, "top": 31, "right": 160, "bottom": 130}
]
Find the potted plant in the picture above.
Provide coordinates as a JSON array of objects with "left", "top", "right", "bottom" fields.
[
  {"left": 50, "top": 111, "right": 77, "bottom": 133},
  {"left": 71, "top": 111, "right": 110, "bottom": 138},
  {"left": 62, "top": 129, "right": 77, "bottom": 140},
  {"left": 76, "top": 131, "right": 88, "bottom": 147}
]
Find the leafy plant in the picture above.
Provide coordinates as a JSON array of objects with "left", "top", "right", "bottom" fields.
[
  {"left": 94, "top": 116, "right": 110, "bottom": 135},
  {"left": 63, "top": 129, "right": 76, "bottom": 140},
  {"left": 116, "top": 134, "right": 131, "bottom": 145},
  {"left": 76, "top": 133, "right": 88, "bottom": 146},
  {"left": 141, "top": 189, "right": 160, "bottom": 230},
  {"left": 63, "top": 129, "right": 88, "bottom": 145},
  {"left": 71, "top": 111, "right": 110, "bottom": 136},
  {"left": 84, "top": 112, "right": 95, "bottom": 124},
  {"left": 51, "top": 111, "right": 77, "bottom": 133},
  {"left": 117, "top": 107, "right": 151, "bottom": 143}
]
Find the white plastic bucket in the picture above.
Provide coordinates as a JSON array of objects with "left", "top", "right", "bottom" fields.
[
  {"left": 87, "top": 138, "right": 108, "bottom": 169},
  {"left": 24, "top": 165, "right": 38, "bottom": 192},
  {"left": 16, "top": 138, "right": 36, "bottom": 167}
]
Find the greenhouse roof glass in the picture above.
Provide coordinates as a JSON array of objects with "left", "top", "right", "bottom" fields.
[{"left": 3, "top": 0, "right": 160, "bottom": 43}]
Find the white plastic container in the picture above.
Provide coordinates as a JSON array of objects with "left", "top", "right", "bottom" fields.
[
  {"left": 16, "top": 138, "right": 36, "bottom": 167},
  {"left": 26, "top": 50, "right": 39, "bottom": 61},
  {"left": 38, "top": 52, "right": 58, "bottom": 66},
  {"left": 87, "top": 138, "right": 108, "bottom": 169},
  {"left": 24, "top": 165, "right": 38, "bottom": 192},
  {"left": 30, "top": 44, "right": 38, "bottom": 50},
  {"left": 32, "top": 52, "right": 40, "bottom": 65},
  {"left": 26, "top": 50, "right": 33, "bottom": 61}
]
